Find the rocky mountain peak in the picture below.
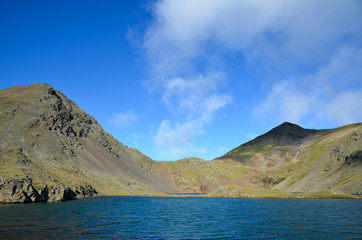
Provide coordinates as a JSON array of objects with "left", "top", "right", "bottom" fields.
[
  {"left": 216, "top": 122, "right": 320, "bottom": 164},
  {"left": 265, "top": 122, "right": 318, "bottom": 142}
]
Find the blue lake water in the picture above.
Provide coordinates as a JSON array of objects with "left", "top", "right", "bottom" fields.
[{"left": 0, "top": 197, "right": 361, "bottom": 239}]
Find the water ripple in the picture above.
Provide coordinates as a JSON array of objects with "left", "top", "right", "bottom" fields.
[{"left": 0, "top": 197, "right": 361, "bottom": 239}]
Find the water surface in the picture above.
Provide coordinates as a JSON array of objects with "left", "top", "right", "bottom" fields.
[{"left": 0, "top": 197, "right": 361, "bottom": 239}]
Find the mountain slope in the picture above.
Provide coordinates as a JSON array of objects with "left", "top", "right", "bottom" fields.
[
  {"left": 271, "top": 123, "right": 362, "bottom": 195},
  {"left": 153, "top": 122, "right": 361, "bottom": 197},
  {"left": 152, "top": 157, "right": 255, "bottom": 194},
  {"left": 214, "top": 122, "right": 361, "bottom": 195},
  {"left": 217, "top": 122, "right": 320, "bottom": 168},
  {"left": 0, "top": 84, "right": 360, "bottom": 202},
  {"left": 0, "top": 84, "right": 172, "bottom": 203}
]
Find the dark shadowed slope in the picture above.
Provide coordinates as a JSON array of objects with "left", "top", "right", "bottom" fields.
[{"left": 253, "top": 122, "right": 319, "bottom": 145}]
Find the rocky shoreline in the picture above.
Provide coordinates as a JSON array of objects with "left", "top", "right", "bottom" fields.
[{"left": 0, "top": 178, "right": 97, "bottom": 203}]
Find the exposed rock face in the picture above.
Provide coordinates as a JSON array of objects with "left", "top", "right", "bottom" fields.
[
  {"left": 330, "top": 131, "right": 362, "bottom": 165},
  {"left": 262, "top": 176, "right": 285, "bottom": 185},
  {"left": 0, "top": 178, "right": 47, "bottom": 203},
  {"left": 0, "top": 178, "right": 97, "bottom": 203}
]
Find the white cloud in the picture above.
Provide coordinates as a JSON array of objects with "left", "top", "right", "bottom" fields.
[
  {"left": 155, "top": 120, "right": 201, "bottom": 148},
  {"left": 154, "top": 119, "right": 207, "bottom": 158},
  {"left": 312, "top": 46, "right": 362, "bottom": 90},
  {"left": 161, "top": 74, "right": 231, "bottom": 116},
  {"left": 149, "top": 73, "right": 231, "bottom": 159},
  {"left": 326, "top": 90, "right": 362, "bottom": 125},
  {"left": 154, "top": 82, "right": 231, "bottom": 159},
  {"left": 142, "top": 0, "right": 362, "bottom": 158},
  {"left": 145, "top": 0, "right": 362, "bottom": 74},
  {"left": 253, "top": 80, "right": 315, "bottom": 124},
  {"left": 253, "top": 45, "right": 362, "bottom": 127},
  {"left": 110, "top": 111, "right": 138, "bottom": 128}
]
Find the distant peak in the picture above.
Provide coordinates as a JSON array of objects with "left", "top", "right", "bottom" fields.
[
  {"left": 271, "top": 122, "right": 305, "bottom": 132},
  {"left": 278, "top": 122, "right": 299, "bottom": 128},
  {"left": 263, "top": 122, "right": 317, "bottom": 144}
]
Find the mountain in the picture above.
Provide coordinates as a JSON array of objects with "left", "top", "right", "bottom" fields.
[
  {"left": 152, "top": 123, "right": 361, "bottom": 197},
  {"left": 270, "top": 123, "right": 362, "bottom": 195},
  {"left": 214, "top": 122, "right": 362, "bottom": 196},
  {"left": 1, "top": 84, "right": 361, "bottom": 203},
  {"left": 217, "top": 122, "right": 320, "bottom": 166},
  {"left": 0, "top": 84, "right": 172, "bottom": 203}
]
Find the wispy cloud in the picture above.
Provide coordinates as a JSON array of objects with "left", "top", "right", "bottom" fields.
[
  {"left": 253, "top": 80, "right": 315, "bottom": 124},
  {"left": 253, "top": 46, "right": 362, "bottom": 127},
  {"left": 160, "top": 74, "right": 231, "bottom": 117},
  {"left": 326, "top": 90, "right": 362, "bottom": 126},
  {"left": 110, "top": 111, "right": 138, "bottom": 128},
  {"left": 153, "top": 74, "right": 231, "bottom": 159},
  {"left": 154, "top": 119, "right": 206, "bottom": 159}
]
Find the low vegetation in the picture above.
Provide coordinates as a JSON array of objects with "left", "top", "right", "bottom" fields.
[{"left": 0, "top": 84, "right": 361, "bottom": 203}]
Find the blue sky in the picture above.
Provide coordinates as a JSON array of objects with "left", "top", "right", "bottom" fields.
[{"left": 1, "top": 0, "right": 361, "bottom": 160}]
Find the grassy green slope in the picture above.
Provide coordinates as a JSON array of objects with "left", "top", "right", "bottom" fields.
[
  {"left": 153, "top": 158, "right": 255, "bottom": 193},
  {"left": 271, "top": 123, "right": 362, "bottom": 195}
]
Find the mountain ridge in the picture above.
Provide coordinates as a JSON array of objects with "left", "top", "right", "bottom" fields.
[{"left": 1, "top": 84, "right": 361, "bottom": 202}]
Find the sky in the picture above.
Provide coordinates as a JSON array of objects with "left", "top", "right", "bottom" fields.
[{"left": 1, "top": 0, "right": 361, "bottom": 161}]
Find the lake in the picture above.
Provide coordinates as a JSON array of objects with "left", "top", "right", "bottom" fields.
[{"left": 0, "top": 197, "right": 361, "bottom": 239}]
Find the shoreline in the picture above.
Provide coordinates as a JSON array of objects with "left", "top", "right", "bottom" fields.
[
  {"left": 1, "top": 193, "right": 360, "bottom": 204},
  {"left": 79, "top": 191, "right": 362, "bottom": 200}
]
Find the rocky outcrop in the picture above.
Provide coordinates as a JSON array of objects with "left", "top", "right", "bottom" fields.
[
  {"left": 262, "top": 176, "right": 285, "bottom": 185},
  {"left": 48, "top": 185, "right": 97, "bottom": 202},
  {"left": 0, "top": 178, "right": 97, "bottom": 203},
  {"left": 0, "top": 178, "right": 47, "bottom": 203}
]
